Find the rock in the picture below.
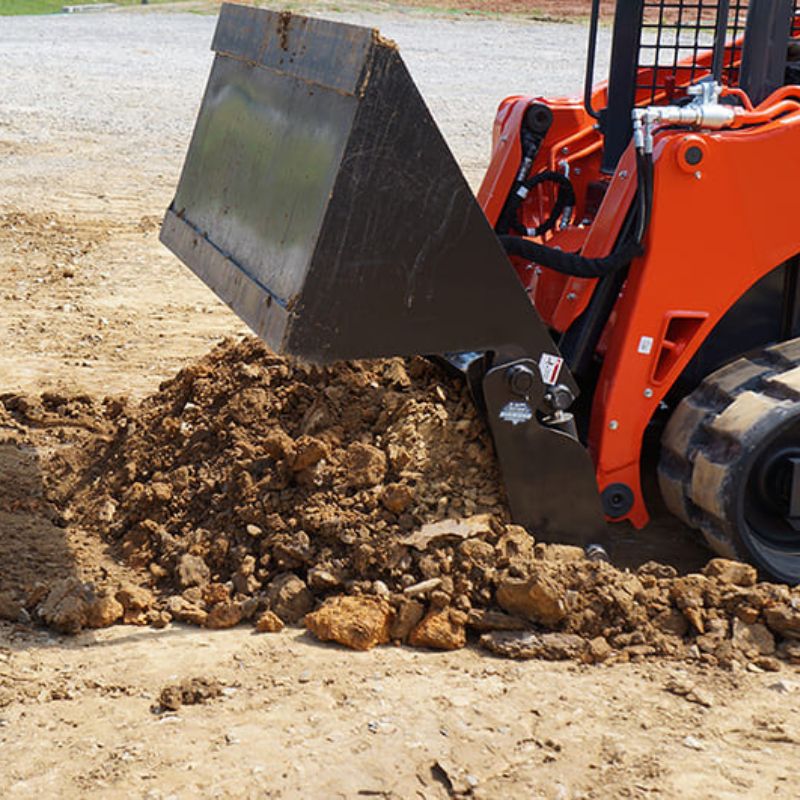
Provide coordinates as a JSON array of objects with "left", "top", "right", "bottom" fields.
[
  {"left": 389, "top": 598, "right": 425, "bottom": 642},
  {"left": 496, "top": 572, "right": 566, "bottom": 627},
  {"left": 654, "top": 608, "right": 689, "bottom": 637},
  {"left": 458, "top": 538, "right": 496, "bottom": 568},
  {"left": 409, "top": 609, "right": 467, "bottom": 651},
  {"left": 534, "top": 543, "right": 585, "bottom": 562},
  {"left": 307, "top": 567, "right": 342, "bottom": 591},
  {"left": 381, "top": 483, "right": 414, "bottom": 514},
  {"left": 494, "top": 525, "right": 535, "bottom": 565},
  {"left": 383, "top": 359, "right": 411, "bottom": 387},
  {"left": 764, "top": 604, "right": 800, "bottom": 638},
  {"left": 682, "top": 606, "right": 706, "bottom": 635},
  {"left": 176, "top": 553, "right": 210, "bottom": 589},
  {"left": 669, "top": 575, "right": 708, "bottom": 634},
  {"left": 255, "top": 610, "right": 284, "bottom": 633},
  {"left": 240, "top": 597, "right": 259, "bottom": 620},
  {"left": 734, "top": 605, "right": 760, "bottom": 624},
  {"left": 0, "top": 591, "right": 24, "bottom": 623},
  {"left": 263, "top": 429, "right": 294, "bottom": 461},
  {"left": 343, "top": 442, "right": 386, "bottom": 488},
  {"left": 768, "top": 679, "right": 799, "bottom": 694},
  {"left": 159, "top": 678, "right": 223, "bottom": 712},
  {"left": 665, "top": 678, "right": 714, "bottom": 707},
  {"left": 205, "top": 601, "right": 243, "bottom": 629},
  {"left": 150, "top": 481, "right": 173, "bottom": 503},
  {"left": 480, "top": 631, "right": 586, "bottom": 661},
  {"left": 752, "top": 656, "right": 781, "bottom": 672},
  {"left": 402, "top": 514, "right": 494, "bottom": 551},
  {"left": 290, "top": 435, "right": 329, "bottom": 472},
  {"left": 150, "top": 610, "right": 172, "bottom": 629},
  {"left": 403, "top": 577, "right": 442, "bottom": 597},
  {"left": 85, "top": 594, "right": 124, "bottom": 628},
  {"left": 637, "top": 561, "right": 678, "bottom": 580},
  {"left": 305, "top": 595, "right": 393, "bottom": 651},
  {"left": 165, "top": 595, "right": 207, "bottom": 626},
  {"left": 265, "top": 573, "right": 314, "bottom": 624},
  {"left": 433, "top": 759, "right": 480, "bottom": 797},
  {"left": 778, "top": 639, "right": 800, "bottom": 664},
  {"left": 37, "top": 579, "right": 90, "bottom": 634},
  {"left": 116, "top": 583, "right": 155, "bottom": 625},
  {"left": 732, "top": 619, "right": 775, "bottom": 656},
  {"left": 703, "top": 558, "right": 757, "bottom": 587},
  {"left": 183, "top": 586, "right": 203, "bottom": 604},
  {"left": 25, "top": 582, "right": 49, "bottom": 611},
  {"left": 466, "top": 609, "right": 529, "bottom": 632},
  {"left": 586, "top": 636, "right": 613, "bottom": 663},
  {"left": 682, "top": 736, "right": 705, "bottom": 751}
]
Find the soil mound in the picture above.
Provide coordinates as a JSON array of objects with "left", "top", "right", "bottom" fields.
[{"left": 7, "top": 337, "right": 800, "bottom": 667}]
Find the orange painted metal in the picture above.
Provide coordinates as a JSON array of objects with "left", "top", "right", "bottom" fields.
[
  {"left": 592, "top": 102, "right": 800, "bottom": 527},
  {"left": 476, "top": 51, "right": 800, "bottom": 531}
]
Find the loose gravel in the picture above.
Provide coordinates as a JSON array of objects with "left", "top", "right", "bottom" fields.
[{"left": 0, "top": 6, "right": 611, "bottom": 189}]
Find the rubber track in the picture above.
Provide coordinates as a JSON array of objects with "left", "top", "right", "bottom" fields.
[{"left": 658, "top": 339, "right": 800, "bottom": 561}]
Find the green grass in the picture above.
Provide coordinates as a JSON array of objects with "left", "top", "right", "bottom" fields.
[{"left": 0, "top": 0, "right": 170, "bottom": 15}]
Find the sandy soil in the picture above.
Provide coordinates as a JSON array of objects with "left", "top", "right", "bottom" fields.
[
  {"left": 1, "top": 6, "right": 798, "bottom": 799},
  {"left": 3, "top": 623, "right": 799, "bottom": 799}
]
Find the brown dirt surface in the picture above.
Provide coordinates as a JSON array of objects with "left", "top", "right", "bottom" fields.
[
  {"left": 1, "top": 8, "right": 799, "bottom": 798},
  {"left": 5, "top": 337, "right": 795, "bottom": 673}
]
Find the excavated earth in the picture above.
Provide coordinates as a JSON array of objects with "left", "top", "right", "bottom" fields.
[{"left": 2, "top": 337, "right": 799, "bottom": 669}]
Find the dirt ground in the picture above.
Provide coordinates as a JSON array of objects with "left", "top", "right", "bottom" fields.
[{"left": 1, "top": 5, "right": 799, "bottom": 799}]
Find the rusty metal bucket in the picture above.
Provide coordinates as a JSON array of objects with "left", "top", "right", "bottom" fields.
[{"left": 161, "top": 3, "right": 561, "bottom": 367}]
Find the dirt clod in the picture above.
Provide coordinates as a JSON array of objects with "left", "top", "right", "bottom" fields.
[
  {"left": 266, "top": 574, "right": 314, "bottom": 624},
  {"left": 304, "top": 595, "right": 393, "bottom": 651},
  {"left": 496, "top": 572, "right": 567, "bottom": 626},
  {"left": 409, "top": 608, "right": 468, "bottom": 651},
  {"left": 255, "top": 610, "right": 285, "bottom": 633},
  {"left": 703, "top": 558, "right": 757, "bottom": 587},
  {"left": 158, "top": 678, "right": 224, "bottom": 712}
]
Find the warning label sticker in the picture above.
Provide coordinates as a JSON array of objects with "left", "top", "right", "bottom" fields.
[{"left": 538, "top": 353, "right": 564, "bottom": 386}]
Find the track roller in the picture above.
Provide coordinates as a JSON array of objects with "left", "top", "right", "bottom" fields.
[{"left": 659, "top": 339, "right": 800, "bottom": 584}]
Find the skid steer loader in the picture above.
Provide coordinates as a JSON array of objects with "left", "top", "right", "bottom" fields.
[{"left": 162, "top": 0, "right": 800, "bottom": 584}]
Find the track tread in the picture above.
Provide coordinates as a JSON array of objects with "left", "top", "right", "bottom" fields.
[{"left": 658, "top": 347, "right": 800, "bottom": 575}]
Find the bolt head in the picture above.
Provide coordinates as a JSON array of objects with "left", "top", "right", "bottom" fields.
[
  {"left": 507, "top": 365, "right": 536, "bottom": 396},
  {"left": 609, "top": 420, "right": 619, "bottom": 431},
  {"left": 545, "top": 384, "right": 575, "bottom": 412},
  {"left": 644, "top": 388, "right": 654, "bottom": 398}
]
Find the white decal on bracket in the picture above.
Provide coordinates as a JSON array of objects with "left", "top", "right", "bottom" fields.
[{"left": 538, "top": 353, "right": 564, "bottom": 386}]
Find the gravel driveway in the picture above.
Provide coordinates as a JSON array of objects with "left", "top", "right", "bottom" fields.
[{"left": 0, "top": 7, "right": 611, "bottom": 190}]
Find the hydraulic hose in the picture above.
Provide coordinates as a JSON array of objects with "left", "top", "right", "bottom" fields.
[
  {"left": 499, "top": 234, "right": 643, "bottom": 279},
  {"left": 504, "top": 171, "right": 576, "bottom": 237},
  {"left": 500, "top": 151, "right": 652, "bottom": 279}
]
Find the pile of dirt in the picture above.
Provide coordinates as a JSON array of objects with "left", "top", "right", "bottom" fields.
[{"left": 4, "top": 337, "right": 800, "bottom": 667}]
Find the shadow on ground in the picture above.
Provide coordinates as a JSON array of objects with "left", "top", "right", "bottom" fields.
[{"left": 0, "top": 432, "right": 77, "bottom": 607}]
